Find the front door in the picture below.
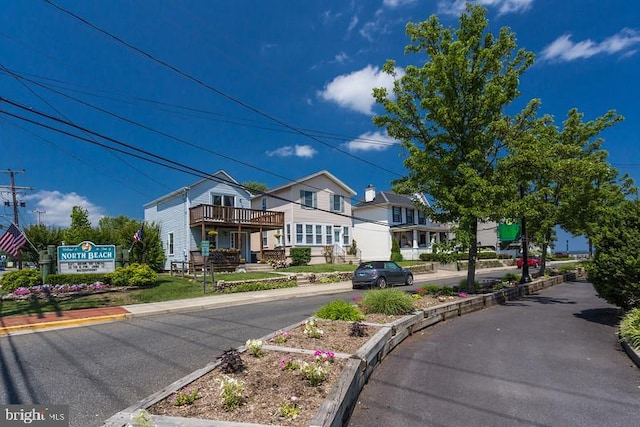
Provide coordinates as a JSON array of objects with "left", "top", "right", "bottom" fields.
[{"left": 230, "top": 232, "right": 250, "bottom": 262}]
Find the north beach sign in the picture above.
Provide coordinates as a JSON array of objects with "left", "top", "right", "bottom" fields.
[{"left": 57, "top": 241, "right": 116, "bottom": 274}]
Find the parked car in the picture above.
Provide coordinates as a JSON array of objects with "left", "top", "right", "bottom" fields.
[
  {"left": 516, "top": 256, "right": 540, "bottom": 268},
  {"left": 352, "top": 261, "right": 414, "bottom": 289}
]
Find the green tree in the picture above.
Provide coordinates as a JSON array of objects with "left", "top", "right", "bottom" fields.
[
  {"left": 242, "top": 181, "right": 267, "bottom": 195},
  {"left": 21, "top": 224, "right": 65, "bottom": 263},
  {"left": 64, "top": 206, "right": 95, "bottom": 244},
  {"left": 588, "top": 199, "right": 640, "bottom": 310},
  {"left": 128, "top": 221, "right": 165, "bottom": 271},
  {"left": 372, "top": 4, "right": 534, "bottom": 291}
]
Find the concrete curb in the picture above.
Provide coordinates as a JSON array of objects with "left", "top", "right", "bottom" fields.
[
  {"left": 620, "top": 337, "right": 640, "bottom": 368},
  {"left": 0, "top": 314, "right": 128, "bottom": 336},
  {"left": 103, "top": 273, "right": 573, "bottom": 427}
]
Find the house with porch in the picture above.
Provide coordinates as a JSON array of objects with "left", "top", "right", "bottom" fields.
[
  {"left": 144, "top": 170, "right": 283, "bottom": 271},
  {"left": 352, "top": 185, "right": 453, "bottom": 261},
  {"left": 250, "top": 170, "right": 358, "bottom": 265}
]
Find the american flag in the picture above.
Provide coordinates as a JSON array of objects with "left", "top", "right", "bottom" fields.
[
  {"left": 0, "top": 224, "right": 27, "bottom": 256},
  {"left": 133, "top": 224, "right": 144, "bottom": 243}
]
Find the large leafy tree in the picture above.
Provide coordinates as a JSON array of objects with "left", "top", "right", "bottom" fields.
[
  {"left": 21, "top": 224, "right": 65, "bottom": 263},
  {"left": 64, "top": 205, "right": 96, "bottom": 244},
  {"left": 502, "top": 108, "right": 626, "bottom": 271},
  {"left": 372, "top": 4, "right": 534, "bottom": 290}
]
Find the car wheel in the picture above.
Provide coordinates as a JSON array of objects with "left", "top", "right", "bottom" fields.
[
  {"left": 405, "top": 274, "right": 414, "bottom": 286},
  {"left": 376, "top": 277, "right": 387, "bottom": 288}
]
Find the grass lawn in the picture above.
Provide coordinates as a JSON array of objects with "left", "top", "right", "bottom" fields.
[{"left": 0, "top": 271, "right": 285, "bottom": 318}]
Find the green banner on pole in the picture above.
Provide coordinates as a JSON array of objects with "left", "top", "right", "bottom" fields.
[{"left": 498, "top": 220, "right": 521, "bottom": 242}]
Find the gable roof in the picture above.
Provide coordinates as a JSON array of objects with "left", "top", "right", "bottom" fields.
[
  {"left": 144, "top": 170, "right": 245, "bottom": 207},
  {"left": 354, "top": 190, "right": 430, "bottom": 209},
  {"left": 258, "top": 170, "right": 357, "bottom": 197}
]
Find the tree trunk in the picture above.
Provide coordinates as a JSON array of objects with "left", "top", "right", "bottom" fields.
[{"left": 466, "top": 217, "right": 478, "bottom": 293}]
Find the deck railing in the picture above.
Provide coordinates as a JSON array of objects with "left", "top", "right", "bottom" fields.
[{"left": 189, "top": 204, "right": 284, "bottom": 228}]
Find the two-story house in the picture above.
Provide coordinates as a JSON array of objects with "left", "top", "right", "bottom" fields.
[
  {"left": 144, "top": 170, "right": 283, "bottom": 271},
  {"left": 352, "top": 185, "right": 452, "bottom": 261},
  {"left": 250, "top": 170, "right": 357, "bottom": 264}
]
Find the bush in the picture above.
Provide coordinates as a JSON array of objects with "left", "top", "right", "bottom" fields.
[
  {"left": 418, "top": 284, "right": 454, "bottom": 296},
  {"left": 110, "top": 263, "right": 158, "bottom": 287},
  {"left": 360, "top": 288, "right": 415, "bottom": 315},
  {"left": 45, "top": 273, "right": 111, "bottom": 285},
  {"left": 390, "top": 239, "right": 403, "bottom": 262},
  {"left": 290, "top": 247, "right": 311, "bottom": 266},
  {"left": 315, "top": 300, "right": 364, "bottom": 321},
  {"left": 221, "top": 281, "right": 296, "bottom": 293},
  {"left": 588, "top": 199, "right": 640, "bottom": 310},
  {"left": 620, "top": 308, "right": 640, "bottom": 351},
  {"left": 0, "top": 269, "right": 41, "bottom": 291}
]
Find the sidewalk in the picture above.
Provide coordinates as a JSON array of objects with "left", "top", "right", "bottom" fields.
[{"left": 0, "top": 268, "right": 471, "bottom": 336}]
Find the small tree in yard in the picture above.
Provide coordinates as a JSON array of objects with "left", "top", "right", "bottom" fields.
[{"left": 373, "top": 4, "right": 535, "bottom": 291}]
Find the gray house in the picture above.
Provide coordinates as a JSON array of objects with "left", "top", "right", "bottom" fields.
[{"left": 144, "top": 170, "right": 283, "bottom": 271}]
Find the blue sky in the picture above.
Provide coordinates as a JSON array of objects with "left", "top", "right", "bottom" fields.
[{"left": 2, "top": 0, "right": 639, "bottom": 252}]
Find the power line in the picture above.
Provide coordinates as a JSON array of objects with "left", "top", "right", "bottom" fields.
[
  {"left": 0, "top": 97, "right": 399, "bottom": 227},
  {"left": 43, "top": 0, "right": 402, "bottom": 178}
]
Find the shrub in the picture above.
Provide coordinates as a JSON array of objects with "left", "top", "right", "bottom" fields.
[
  {"left": 289, "top": 247, "right": 311, "bottom": 266},
  {"left": 360, "top": 288, "right": 415, "bottom": 315},
  {"left": 349, "top": 321, "right": 368, "bottom": 337},
  {"left": 110, "top": 263, "right": 158, "bottom": 287},
  {"left": 390, "top": 239, "right": 403, "bottom": 262},
  {"left": 220, "top": 280, "right": 296, "bottom": 293},
  {"left": 502, "top": 273, "right": 518, "bottom": 282},
  {"left": 315, "top": 300, "right": 364, "bottom": 321},
  {"left": 619, "top": 308, "right": 640, "bottom": 351},
  {"left": 588, "top": 200, "right": 640, "bottom": 310},
  {"left": 0, "top": 269, "right": 41, "bottom": 291},
  {"left": 220, "top": 348, "right": 244, "bottom": 374},
  {"left": 45, "top": 273, "right": 111, "bottom": 285},
  {"left": 418, "top": 284, "right": 455, "bottom": 296}
]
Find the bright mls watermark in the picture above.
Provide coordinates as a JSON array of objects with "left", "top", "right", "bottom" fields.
[{"left": 1, "top": 405, "right": 68, "bottom": 426}]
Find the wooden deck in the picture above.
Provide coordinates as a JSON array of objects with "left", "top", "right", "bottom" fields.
[{"left": 189, "top": 204, "right": 283, "bottom": 230}]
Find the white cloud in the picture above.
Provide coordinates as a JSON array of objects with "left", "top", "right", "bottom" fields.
[
  {"left": 383, "top": 0, "right": 417, "bottom": 8},
  {"left": 317, "top": 65, "right": 404, "bottom": 115},
  {"left": 266, "top": 145, "right": 317, "bottom": 158},
  {"left": 438, "top": 0, "right": 533, "bottom": 16},
  {"left": 23, "top": 190, "right": 106, "bottom": 228},
  {"left": 541, "top": 29, "right": 640, "bottom": 62},
  {"left": 343, "top": 131, "right": 399, "bottom": 152},
  {"left": 347, "top": 15, "right": 359, "bottom": 33},
  {"left": 334, "top": 52, "right": 350, "bottom": 63}
]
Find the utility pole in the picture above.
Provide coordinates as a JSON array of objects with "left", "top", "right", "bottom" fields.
[
  {"left": 33, "top": 209, "right": 46, "bottom": 226},
  {"left": 1, "top": 169, "right": 33, "bottom": 268}
]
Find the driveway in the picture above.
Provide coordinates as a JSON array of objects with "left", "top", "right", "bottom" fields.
[{"left": 349, "top": 280, "right": 640, "bottom": 427}]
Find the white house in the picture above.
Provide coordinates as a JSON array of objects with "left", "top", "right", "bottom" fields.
[
  {"left": 352, "top": 186, "right": 452, "bottom": 261},
  {"left": 144, "top": 170, "right": 283, "bottom": 271},
  {"left": 250, "top": 170, "right": 357, "bottom": 264}
]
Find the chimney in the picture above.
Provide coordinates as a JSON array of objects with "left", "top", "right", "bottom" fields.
[{"left": 365, "top": 185, "right": 376, "bottom": 202}]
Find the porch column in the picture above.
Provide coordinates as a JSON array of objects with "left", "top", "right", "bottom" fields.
[{"left": 412, "top": 229, "right": 419, "bottom": 249}]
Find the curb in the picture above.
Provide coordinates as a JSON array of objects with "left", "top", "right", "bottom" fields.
[
  {"left": 103, "top": 273, "right": 573, "bottom": 427},
  {"left": 0, "top": 314, "right": 128, "bottom": 336}
]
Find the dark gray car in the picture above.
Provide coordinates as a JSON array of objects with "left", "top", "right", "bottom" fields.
[{"left": 352, "top": 261, "right": 414, "bottom": 289}]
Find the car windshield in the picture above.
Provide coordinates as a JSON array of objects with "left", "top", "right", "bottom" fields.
[{"left": 358, "top": 262, "right": 375, "bottom": 270}]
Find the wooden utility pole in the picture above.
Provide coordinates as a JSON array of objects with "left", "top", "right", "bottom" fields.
[{"left": 0, "top": 169, "right": 33, "bottom": 268}]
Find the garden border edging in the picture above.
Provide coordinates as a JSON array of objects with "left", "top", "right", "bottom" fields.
[{"left": 103, "top": 273, "right": 574, "bottom": 427}]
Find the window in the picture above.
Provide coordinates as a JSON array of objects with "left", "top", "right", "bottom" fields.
[
  {"left": 296, "top": 224, "right": 303, "bottom": 244},
  {"left": 392, "top": 206, "right": 402, "bottom": 223},
  {"left": 325, "top": 225, "right": 333, "bottom": 245},
  {"left": 168, "top": 232, "right": 174, "bottom": 255},
  {"left": 330, "top": 194, "right": 344, "bottom": 212},
  {"left": 212, "top": 193, "right": 235, "bottom": 207},
  {"left": 315, "top": 225, "right": 323, "bottom": 244},
  {"left": 261, "top": 197, "right": 267, "bottom": 211},
  {"left": 262, "top": 231, "right": 268, "bottom": 248},
  {"left": 418, "top": 210, "right": 426, "bottom": 225},
  {"left": 342, "top": 226, "right": 350, "bottom": 245},
  {"left": 286, "top": 224, "right": 291, "bottom": 245},
  {"left": 305, "top": 224, "right": 313, "bottom": 244},
  {"left": 300, "top": 190, "right": 316, "bottom": 209},
  {"left": 406, "top": 208, "right": 415, "bottom": 224}
]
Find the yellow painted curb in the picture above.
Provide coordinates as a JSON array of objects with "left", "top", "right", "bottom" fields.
[{"left": 0, "top": 314, "right": 128, "bottom": 336}]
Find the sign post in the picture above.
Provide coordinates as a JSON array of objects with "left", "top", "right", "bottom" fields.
[{"left": 200, "top": 241, "right": 210, "bottom": 294}]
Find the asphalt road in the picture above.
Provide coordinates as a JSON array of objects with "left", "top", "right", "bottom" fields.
[
  {"left": 0, "top": 267, "right": 569, "bottom": 427},
  {"left": 348, "top": 280, "right": 640, "bottom": 427}
]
